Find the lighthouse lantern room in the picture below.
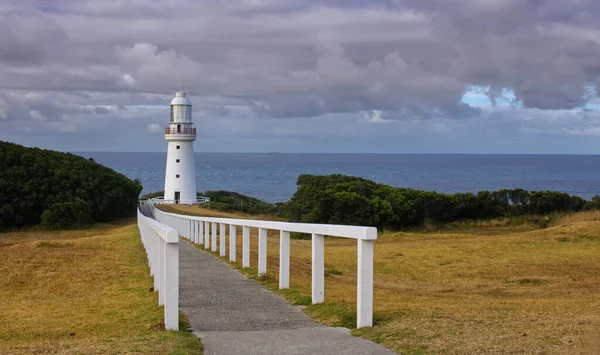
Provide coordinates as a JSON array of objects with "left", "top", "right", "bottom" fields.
[{"left": 164, "top": 92, "right": 197, "bottom": 204}]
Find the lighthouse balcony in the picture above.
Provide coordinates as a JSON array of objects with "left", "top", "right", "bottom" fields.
[
  {"left": 165, "top": 127, "right": 196, "bottom": 141},
  {"left": 165, "top": 127, "right": 196, "bottom": 135}
]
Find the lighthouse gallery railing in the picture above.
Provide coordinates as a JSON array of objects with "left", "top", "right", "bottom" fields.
[
  {"left": 144, "top": 198, "right": 377, "bottom": 328},
  {"left": 165, "top": 127, "right": 196, "bottom": 135}
]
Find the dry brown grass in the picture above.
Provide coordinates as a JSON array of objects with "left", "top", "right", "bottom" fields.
[
  {"left": 0, "top": 222, "right": 201, "bottom": 355},
  {"left": 171, "top": 205, "right": 600, "bottom": 355},
  {"left": 557, "top": 210, "right": 600, "bottom": 225},
  {"left": 159, "top": 204, "right": 285, "bottom": 221}
]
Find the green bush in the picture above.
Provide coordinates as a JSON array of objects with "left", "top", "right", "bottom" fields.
[
  {"left": 143, "top": 174, "right": 600, "bottom": 231},
  {"left": 199, "top": 190, "right": 277, "bottom": 215},
  {"left": 281, "top": 174, "right": 597, "bottom": 230},
  {"left": 40, "top": 198, "right": 93, "bottom": 230},
  {"left": 140, "top": 191, "right": 165, "bottom": 200},
  {"left": 0, "top": 141, "right": 143, "bottom": 229}
]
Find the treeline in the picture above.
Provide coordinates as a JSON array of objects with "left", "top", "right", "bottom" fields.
[
  {"left": 280, "top": 174, "right": 600, "bottom": 230},
  {"left": 0, "top": 141, "right": 142, "bottom": 230},
  {"left": 141, "top": 174, "right": 600, "bottom": 230}
]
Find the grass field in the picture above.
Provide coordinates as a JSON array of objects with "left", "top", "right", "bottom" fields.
[
  {"left": 162, "top": 205, "right": 600, "bottom": 355},
  {"left": 0, "top": 220, "right": 202, "bottom": 355}
]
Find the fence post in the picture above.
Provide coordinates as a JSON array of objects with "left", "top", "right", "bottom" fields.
[
  {"left": 243, "top": 226, "right": 250, "bottom": 268},
  {"left": 199, "top": 221, "right": 204, "bottom": 245},
  {"left": 229, "top": 225, "right": 236, "bottom": 262},
  {"left": 193, "top": 220, "right": 197, "bottom": 243},
  {"left": 204, "top": 221, "right": 210, "bottom": 249},
  {"left": 258, "top": 228, "right": 267, "bottom": 275},
  {"left": 152, "top": 231, "right": 159, "bottom": 292},
  {"left": 357, "top": 239, "right": 374, "bottom": 328},
  {"left": 179, "top": 218, "right": 183, "bottom": 238},
  {"left": 211, "top": 222, "right": 217, "bottom": 252},
  {"left": 279, "top": 230, "right": 290, "bottom": 289},
  {"left": 158, "top": 237, "right": 165, "bottom": 305},
  {"left": 220, "top": 223, "right": 226, "bottom": 257},
  {"left": 188, "top": 219, "right": 192, "bottom": 240},
  {"left": 312, "top": 233, "right": 325, "bottom": 304},
  {"left": 164, "top": 229, "right": 179, "bottom": 330}
]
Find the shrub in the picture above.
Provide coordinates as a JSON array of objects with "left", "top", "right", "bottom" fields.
[
  {"left": 282, "top": 174, "right": 595, "bottom": 230},
  {"left": 140, "top": 191, "right": 165, "bottom": 200},
  {"left": 0, "top": 141, "right": 142, "bottom": 229},
  {"left": 199, "top": 190, "right": 277, "bottom": 215},
  {"left": 40, "top": 198, "right": 93, "bottom": 230}
]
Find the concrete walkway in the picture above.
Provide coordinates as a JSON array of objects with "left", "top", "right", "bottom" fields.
[{"left": 179, "top": 240, "right": 395, "bottom": 355}]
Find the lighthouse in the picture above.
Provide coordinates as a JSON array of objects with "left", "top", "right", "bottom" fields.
[{"left": 164, "top": 92, "right": 197, "bottom": 204}]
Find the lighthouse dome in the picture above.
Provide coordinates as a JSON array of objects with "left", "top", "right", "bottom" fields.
[
  {"left": 171, "top": 92, "right": 191, "bottom": 106},
  {"left": 170, "top": 92, "right": 192, "bottom": 123}
]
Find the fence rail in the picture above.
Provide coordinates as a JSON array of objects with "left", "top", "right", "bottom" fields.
[
  {"left": 139, "top": 197, "right": 210, "bottom": 206},
  {"left": 146, "top": 199, "right": 377, "bottom": 328},
  {"left": 137, "top": 209, "right": 179, "bottom": 330}
]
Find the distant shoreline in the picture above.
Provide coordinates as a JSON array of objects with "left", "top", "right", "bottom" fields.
[{"left": 71, "top": 151, "right": 600, "bottom": 156}]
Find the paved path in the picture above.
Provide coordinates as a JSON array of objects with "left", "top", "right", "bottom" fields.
[{"left": 179, "top": 240, "right": 395, "bottom": 355}]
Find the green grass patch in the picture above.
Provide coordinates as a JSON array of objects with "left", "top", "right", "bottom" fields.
[
  {"left": 304, "top": 302, "right": 357, "bottom": 329},
  {"left": 324, "top": 267, "right": 344, "bottom": 277},
  {"left": 557, "top": 234, "right": 600, "bottom": 243},
  {"left": 290, "top": 232, "right": 311, "bottom": 240},
  {"left": 35, "top": 241, "right": 75, "bottom": 248}
]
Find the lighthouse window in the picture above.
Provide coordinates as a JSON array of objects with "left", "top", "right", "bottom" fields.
[
  {"left": 176, "top": 174, "right": 180, "bottom": 178},
  {"left": 176, "top": 145, "right": 180, "bottom": 149},
  {"left": 176, "top": 159, "right": 180, "bottom": 163}
]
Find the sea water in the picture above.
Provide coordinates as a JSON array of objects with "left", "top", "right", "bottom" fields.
[{"left": 77, "top": 152, "right": 600, "bottom": 203}]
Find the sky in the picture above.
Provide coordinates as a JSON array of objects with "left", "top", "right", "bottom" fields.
[{"left": 1, "top": 0, "right": 600, "bottom": 154}]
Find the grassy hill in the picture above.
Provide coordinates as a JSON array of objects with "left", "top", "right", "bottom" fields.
[
  {"left": 162, "top": 204, "right": 600, "bottom": 354},
  {"left": 0, "top": 220, "right": 201, "bottom": 354}
]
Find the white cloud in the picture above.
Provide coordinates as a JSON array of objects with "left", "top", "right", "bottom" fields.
[
  {"left": 361, "top": 110, "right": 393, "bottom": 124},
  {"left": 147, "top": 123, "right": 162, "bottom": 133},
  {"left": 121, "top": 73, "right": 136, "bottom": 87}
]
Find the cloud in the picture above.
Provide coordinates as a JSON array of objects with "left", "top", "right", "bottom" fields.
[
  {"left": 147, "top": 123, "right": 162, "bottom": 133},
  {"left": 0, "top": 0, "right": 599, "bottom": 152},
  {"left": 362, "top": 110, "right": 392, "bottom": 124},
  {"left": 562, "top": 127, "right": 600, "bottom": 137}
]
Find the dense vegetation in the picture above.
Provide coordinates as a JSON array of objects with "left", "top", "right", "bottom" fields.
[
  {"left": 0, "top": 141, "right": 142, "bottom": 229},
  {"left": 143, "top": 174, "right": 600, "bottom": 230},
  {"left": 200, "top": 190, "right": 278, "bottom": 215},
  {"left": 282, "top": 174, "right": 600, "bottom": 229}
]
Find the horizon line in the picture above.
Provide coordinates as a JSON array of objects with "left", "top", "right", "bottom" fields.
[{"left": 71, "top": 151, "right": 600, "bottom": 156}]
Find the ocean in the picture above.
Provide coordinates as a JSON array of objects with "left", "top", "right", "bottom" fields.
[{"left": 76, "top": 152, "right": 600, "bottom": 203}]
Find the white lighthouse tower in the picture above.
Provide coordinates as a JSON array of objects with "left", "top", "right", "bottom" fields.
[{"left": 164, "top": 92, "right": 197, "bottom": 204}]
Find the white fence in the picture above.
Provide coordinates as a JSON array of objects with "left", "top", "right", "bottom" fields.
[
  {"left": 140, "top": 197, "right": 210, "bottom": 206},
  {"left": 147, "top": 200, "right": 378, "bottom": 328},
  {"left": 137, "top": 209, "right": 180, "bottom": 330}
]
